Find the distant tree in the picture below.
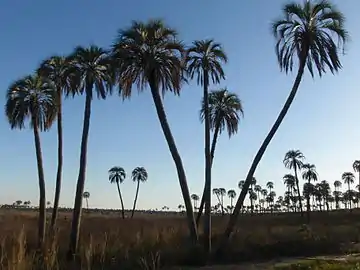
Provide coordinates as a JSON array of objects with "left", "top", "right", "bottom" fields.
[
  {"left": 302, "top": 163, "right": 318, "bottom": 221},
  {"left": 191, "top": 194, "right": 199, "bottom": 210},
  {"left": 15, "top": 200, "right": 22, "bottom": 207},
  {"left": 266, "top": 181, "right": 274, "bottom": 193},
  {"left": 108, "top": 166, "right": 126, "bottom": 219},
  {"left": 342, "top": 172, "right": 355, "bottom": 209},
  {"left": 227, "top": 189, "right": 237, "bottom": 210},
  {"left": 238, "top": 180, "right": 245, "bottom": 190},
  {"left": 131, "top": 167, "right": 148, "bottom": 218},
  {"left": 353, "top": 160, "right": 360, "bottom": 192},
  {"left": 83, "top": 191, "right": 90, "bottom": 209}
]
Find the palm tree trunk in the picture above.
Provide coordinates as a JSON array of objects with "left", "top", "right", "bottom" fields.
[
  {"left": 51, "top": 87, "right": 63, "bottom": 230},
  {"left": 117, "top": 182, "right": 125, "bottom": 219},
  {"left": 306, "top": 179, "right": 311, "bottom": 223},
  {"left": 149, "top": 77, "right": 198, "bottom": 243},
  {"left": 217, "top": 53, "right": 308, "bottom": 254},
  {"left": 68, "top": 91, "right": 92, "bottom": 257},
  {"left": 131, "top": 180, "right": 140, "bottom": 218},
  {"left": 33, "top": 121, "right": 46, "bottom": 249},
  {"left": 294, "top": 166, "right": 303, "bottom": 216},
  {"left": 196, "top": 117, "right": 221, "bottom": 225},
  {"left": 86, "top": 198, "right": 89, "bottom": 209},
  {"left": 348, "top": 184, "right": 351, "bottom": 209}
]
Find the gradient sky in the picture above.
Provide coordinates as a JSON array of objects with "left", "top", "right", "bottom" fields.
[{"left": 0, "top": 0, "right": 359, "bottom": 210}]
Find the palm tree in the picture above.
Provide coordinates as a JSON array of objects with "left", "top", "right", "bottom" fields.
[
  {"left": 353, "top": 160, "right": 360, "bottom": 192},
  {"left": 6, "top": 74, "right": 56, "bottom": 248},
  {"left": 108, "top": 166, "right": 126, "bottom": 217},
  {"left": 284, "top": 150, "right": 305, "bottom": 216},
  {"left": 187, "top": 39, "right": 227, "bottom": 253},
  {"left": 196, "top": 88, "right": 243, "bottom": 224},
  {"left": 238, "top": 180, "right": 245, "bottom": 190},
  {"left": 191, "top": 194, "right": 200, "bottom": 210},
  {"left": 334, "top": 180, "right": 342, "bottom": 191},
  {"left": 221, "top": 0, "right": 348, "bottom": 250},
  {"left": 131, "top": 167, "right": 148, "bottom": 218},
  {"left": 82, "top": 191, "right": 90, "bottom": 209},
  {"left": 111, "top": 19, "right": 198, "bottom": 242},
  {"left": 342, "top": 172, "right": 355, "bottom": 209},
  {"left": 302, "top": 163, "right": 318, "bottom": 222},
  {"left": 68, "top": 45, "right": 112, "bottom": 256},
  {"left": 266, "top": 181, "right": 274, "bottom": 193},
  {"left": 218, "top": 188, "right": 226, "bottom": 215},
  {"left": 38, "top": 55, "right": 73, "bottom": 230},
  {"left": 227, "top": 190, "right": 236, "bottom": 210}
]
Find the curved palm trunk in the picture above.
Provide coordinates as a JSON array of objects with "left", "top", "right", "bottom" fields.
[
  {"left": 196, "top": 116, "right": 221, "bottom": 226},
  {"left": 116, "top": 182, "right": 125, "bottom": 219},
  {"left": 294, "top": 166, "right": 303, "bottom": 216},
  {"left": 68, "top": 91, "right": 92, "bottom": 257},
  {"left": 33, "top": 121, "right": 46, "bottom": 249},
  {"left": 217, "top": 53, "right": 308, "bottom": 254},
  {"left": 51, "top": 87, "right": 63, "bottom": 230},
  {"left": 203, "top": 73, "right": 212, "bottom": 254},
  {"left": 149, "top": 77, "right": 198, "bottom": 243},
  {"left": 131, "top": 181, "right": 141, "bottom": 218}
]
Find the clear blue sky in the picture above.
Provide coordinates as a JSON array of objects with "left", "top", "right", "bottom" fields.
[{"left": 0, "top": 0, "right": 359, "bottom": 210}]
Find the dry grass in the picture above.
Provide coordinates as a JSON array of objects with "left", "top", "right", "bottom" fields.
[{"left": 1, "top": 209, "right": 360, "bottom": 269}]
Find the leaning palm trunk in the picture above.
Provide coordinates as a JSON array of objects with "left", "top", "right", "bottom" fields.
[
  {"left": 149, "top": 78, "right": 198, "bottom": 242},
  {"left": 51, "top": 87, "right": 63, "bottom": 230},
  {"left": 33, "top": 120, "right": 46, "bottom": 249},
  {"left": 203, "top": 74, "right": 212, "bottom": 254},
  {"left": 131, "top": 181, "right": 140, "bottom": 218},
  {"left": 117, "top": 182, "right": 125, "bottom": 219},
  {"left": 196, "top": 116, "right": 221, "bottom": 225},
  {"left": 217, "top": 54, "right": 307, "bottom": 253},
  {"left": 68, "top": 91, "right": 92, "bottom": 257},
  {"left": 294, "top": 166, "right": 303, "bottom": 216}
]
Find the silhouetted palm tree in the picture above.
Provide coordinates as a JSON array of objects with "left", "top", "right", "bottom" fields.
[
  {"left": 6, "top": 74, "right": 56, "bottom": 248},
  {"left": 342, "top": 172, "right": 355, "bottom": 209},
  {"left": 38, "top": 55, "right": 74, "bottom": 230},
  {"left": 109, "top": 166, "right": 126, "bottom": 219},
  {"left": 353, "top": 160, "right": 360, "bottom": 192},
  {"left": 266, "top": 181, "right": 274, "bottom": 193},
  {"left": 302, "top": 163, "right": 318, "bottom": 221},
  {"left": 111, "top": 19, "right": 198, "bottom": 242},
  {"left": 83, "top": 191, "right": 90, "bottom": 209},
  {"left": 227, "top": 190, "right": 236, "bottom": 210},
  {"left": 131, "top": 167, "right": 148, "bottom": 218},
  {"left": 196, "top": 88, "right": 243, "bottom": 224},
  {"left": 187, "top": 39, "right": 227, "bottom": 252},
  {"left": 68, "top": 45, "right": 112, "bottom": 256},
  {"left": 191, "top": 194, "right": 200, "bottom": 210},
  {"left": 221, "top": 0, "right": 348, "bottom": 249}
]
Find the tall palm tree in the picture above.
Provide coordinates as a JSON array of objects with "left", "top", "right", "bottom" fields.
[
  {"left": 284, "top": 150, "right": 305, "bottom": 216},
  {"left": 111, "top": 20, "right": 198, "bottom": 242},
  {"left": 131, "top": 167, "right": 148, "bottom": 218},
  {"left": 266, "top": 181, "right": 274, "bottom": 193},
  {"left": 187, "top": 39, "right": 227, "bottom": 253},
  {"left": 6, "top": 74, "right": 56, "bottom": 248},
  {"left": 238, "top": 180, "right": 245, "bottom": 190},
  {"left": 302, "top": 163, "right": 318, "bottom": 222},
  {"left": 38, "top": 55, "right": 73, "bottom": 230},
  {"left": 83, "top": 191, "right": 90, "bottom": 209},
  {"left": 342, "top": 172, "right": 355, "bottom": 209},
  {"left": 220, "top": 0, "right": 348, "bottom": 250},
  {"left": 334, "top": 180, "right": 342, "bottom": 191},
  {"left": 353, "top": 160, "right": 360, "bottom": 192},
  {"left": 109, "top": 166, "right": 126, "bottom": 219},
  {"left": 196, "top": 88, "right": 243, "bottom": 224},
  {"left": 227, "top": 190, "right": 237, "bottom": 210},
  {"left": 68, "top": 45, "right": 112, "bottom": 256},
  {"left": 191, "top": 194, "right": 200, "bottom": 210}
]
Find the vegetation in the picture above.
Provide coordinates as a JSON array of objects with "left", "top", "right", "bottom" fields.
[{"left": 3, "top": 0, "right": 354, "bottom": 269}]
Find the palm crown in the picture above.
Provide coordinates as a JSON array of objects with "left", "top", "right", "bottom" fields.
[
  {"left": 132, "top": 167, "right": 148, "bottom": 183},
  {"left": 112, "top": 19, "right": 185, "bottom": 97},
  {"left": 302, "top": 164, "right": 318, "bottom": 182},
  {"left": 200, "top": 88, "right": 243, "bottom": 137},
  {"left": 6, "top": 75, "right": 56, "bottom": 130},
  {"left": 272, "top": 0, "right": 348, "bottom": 76},
  {"left": 109, "top": 166, "right": 126, "bottom": 184},
  {"left": 283, "top": 150, "right": 304, "bottom": 170}
]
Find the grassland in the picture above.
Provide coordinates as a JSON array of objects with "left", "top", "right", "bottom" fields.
[{"left": 1, "top": 208, "right": 360, "bottom": 269}]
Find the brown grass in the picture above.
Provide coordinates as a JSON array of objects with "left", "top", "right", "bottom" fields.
[{"left": 1, "top": 209, "right": 360, "bottom": 269}]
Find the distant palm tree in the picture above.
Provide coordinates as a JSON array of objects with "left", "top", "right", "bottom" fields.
[
  {"left": 334, "top": 180, "right": 342, "bottom": 191},
  {"left": 38, "top": 55, "right": 74, "bottom": 230},
  {"left": 187, "top": 39, "right": 227, "bottom": 252},
  {"left": 302, "top": 163, "right": 318, "bottom": 221},
  {"left": 191, "top": 194, "right": 200, "bottom": 210},
  {"left": 131, "top": 167, "right": 148, "bottom": 218},
  {"left": 221, "top": 0, "right": 348, "bottom": 248},
  {"left": 6, "top": 74, "right": 56, "bottom": 248},
  {"left": 353, "top": 160, "right": 360, "bottom": 192},
  {"left": 218, "top": 188, "right": 226, "bottom": 215},
  {"left": 284, "top": 150, "right": 305, "bottom": 216},
  {"left": 111, "top": 19, "right": 198, "bottom": 242},
  {"left": 238, "top": 180, "right": 245, "bottom": 190},
  {"left": 342, "top": 172, "right": 355, "bottom": 209},
  {"left": 196, "top": 88, "right": 243, "bottom": 223},
  {"left": 68, "top": 45, "right": 112, "bottom": 256},
  {"left": 109, "top": 166, "right": 126, "bottom": 219},
  {"left": 227, "top": 190, "right": 237, "bottom": 210},
  {"left": 266, "top": 181, "right": 274, "bottom": 193},
  {"left": 82, "top": 191, "right": 90, "bottom": 209}
]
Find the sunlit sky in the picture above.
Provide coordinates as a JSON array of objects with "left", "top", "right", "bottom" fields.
[{"left": 0, "top": 0, "right": 359, "bottom": 210}]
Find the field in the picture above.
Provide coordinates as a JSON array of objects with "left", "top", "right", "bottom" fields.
[{"left": 1, "top": 209, "right": 360, "bottom": 269}]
